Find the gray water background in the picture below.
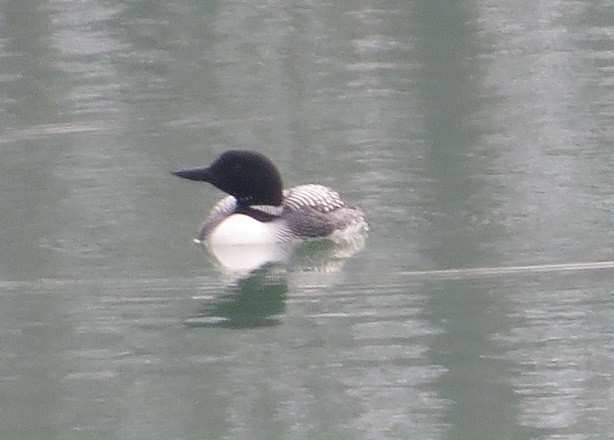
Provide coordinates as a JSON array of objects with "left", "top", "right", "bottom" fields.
[{"left": 1, "top": 1, "right": 613, "bottom": 439}]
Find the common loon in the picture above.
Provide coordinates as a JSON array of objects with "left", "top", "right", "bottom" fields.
[{"left": 172, "top": 150, "right": 368, "bottom": 245}]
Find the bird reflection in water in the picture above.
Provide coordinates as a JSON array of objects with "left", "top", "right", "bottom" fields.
[
  {"left": 186, "top": 266, "right": 288, "bottom": 329},
  {"left": 185, "top": 235, "right": 366, "bottom": 329}
]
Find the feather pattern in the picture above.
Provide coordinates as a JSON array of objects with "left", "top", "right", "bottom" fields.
[{"left": 197, "top": 184, "right": 366, "bottom": 242}]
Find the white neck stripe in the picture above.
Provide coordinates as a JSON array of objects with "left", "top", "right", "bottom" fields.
[{"left": 250, "top": 205, "right": 284, "bottom": 217}]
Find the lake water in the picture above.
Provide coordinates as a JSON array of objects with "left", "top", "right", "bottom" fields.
[{"left": 1, "top": 0, "right": 613, "bottom": 439}]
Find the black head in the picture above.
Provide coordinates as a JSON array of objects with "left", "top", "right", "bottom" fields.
[{"left": 172, "top": 150, "right": 284, "bottom": 206}]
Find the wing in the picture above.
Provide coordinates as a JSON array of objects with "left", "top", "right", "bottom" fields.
[
  {"left": 283, "top": 185, "right": 366, "bottom": 238},
  {"left": 282, "top": 184, "right": 347, "bottom": 213}
]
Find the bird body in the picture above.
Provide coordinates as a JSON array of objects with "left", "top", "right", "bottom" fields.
[{"left": 173, "top": 150, "right": 367, "bottom": 244}]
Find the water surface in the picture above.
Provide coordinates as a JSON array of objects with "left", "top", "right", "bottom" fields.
[{"left": 1, "top": 0, "right": 613, "bottom": 439}]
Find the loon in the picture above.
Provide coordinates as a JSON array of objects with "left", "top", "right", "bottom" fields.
[{"left": 172, "top": 150, "right": 367, "bottom": 245}]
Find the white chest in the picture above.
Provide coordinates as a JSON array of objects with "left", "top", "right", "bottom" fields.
[{"left": 207, "top": 214, "right": 284, "bottom": 245}]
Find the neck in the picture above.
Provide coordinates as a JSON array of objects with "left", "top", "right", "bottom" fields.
[
  {"left": 235, "top": 204, "right": 283, "bottom": 222},
  {"left": 235, "top": 192, "right": 283, "bottom": 209}
]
